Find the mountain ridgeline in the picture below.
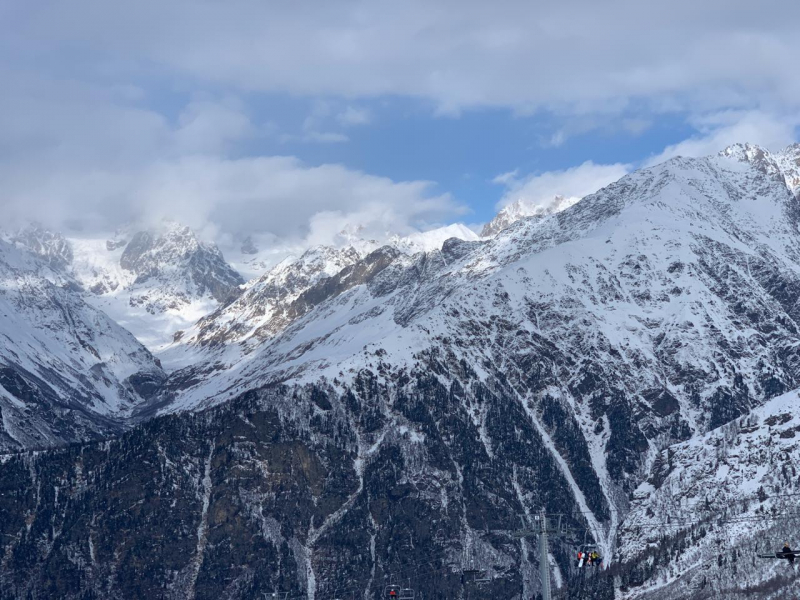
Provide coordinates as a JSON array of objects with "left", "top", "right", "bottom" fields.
[{"left": 2, "top": 144, "right": 800, "bottom": 598}]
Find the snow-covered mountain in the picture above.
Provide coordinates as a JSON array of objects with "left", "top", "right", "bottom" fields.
[
  {"left": 162, "top": 145, "right": 800, "bottom": 422},
  {"left": 164, "top": 244, "right": 366, "bottom": 365},
  {"left": 161, "top": 223, "right": 483, "bottom": 370},
  {"left": 133, "top": 143, "right": 800, "bottom": 596},
  {"left": 7, "top": 221, "right": 245, "bottom": 350},
  {"left": 4, "top": 143, "right": 800, "bottom": 599},
  {"left": 0, "top": 240, "right": 165, "bottom": 452},
  {"left": 7, "top": 225, "right": 74, "bottom": 270},
  {"left": 481, "top": 194, "right": 579, "bottom": 237}
]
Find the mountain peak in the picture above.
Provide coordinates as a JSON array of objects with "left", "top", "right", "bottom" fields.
[
  {"left": 119, "top": 225, "right": 243, "bottom": 304},
  {"left": 9, "top": 223, "right": 74, "bottom": 269},
  {"left": 391, "top": 223, "right": 481, "bottom": 254},
  {"left": 718, "top": 142, "right": 786, "bottom": 184},
  {"left": 776, "top": 143, "right": 800, "bottom": 196},
  {"left": 481, "top": 194, "right": 579, "bottom": 237}
]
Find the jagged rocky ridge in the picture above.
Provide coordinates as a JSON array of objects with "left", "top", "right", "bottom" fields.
[
  {"left": 117, "top": 225, "right": 244, "bottom": 310},
  {"left": 171, "top": 245, "right": 366, "bottom": 351},
  {"left": 3, "top": 144, "right": 800, "bottom": 598}
]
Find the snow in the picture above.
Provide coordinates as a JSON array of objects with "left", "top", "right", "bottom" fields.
[
  {"left": 618, "top": 388, "right": 800, "bottom": 598},
  {"left": 481, "top": 194, "right": 580, "bottom": 237},
  {"left": 0, "top": 240, "right": 164, "bottom": 431},
  {"left": 140, "top": 146, "right": 800, "bottom": 600},
  {"left": 4, "top": 143, "right": 800, "bottom": 595},
  {"left": 390, "top": 223, "right": 481, "bottom": 253}
]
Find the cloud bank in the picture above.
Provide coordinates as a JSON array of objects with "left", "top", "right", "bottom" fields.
[
  {"left": 1, "top": 0, "right": 798, "bottom": 245},
  {"left": 493, "top": 162, "right": 631, "bottom": 210}
]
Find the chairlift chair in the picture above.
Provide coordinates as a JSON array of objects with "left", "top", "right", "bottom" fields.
[{"left": 577, "top": 543, "right": 603, "bottom": 568}]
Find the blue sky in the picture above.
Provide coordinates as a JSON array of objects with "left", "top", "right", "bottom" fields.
[
  {"left": 1, "top": 0, "right": 799, "bottom": 247},
  {"left": 267, "top": 98, "right": 699, "bottom": 223}
]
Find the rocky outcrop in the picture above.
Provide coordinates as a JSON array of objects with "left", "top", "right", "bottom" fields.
[
  {"left": 120, "top": 225, "right": 244, "bottom": 307},
  {"left": 10, "top": 224, "right": 74, "bottom": 270}
]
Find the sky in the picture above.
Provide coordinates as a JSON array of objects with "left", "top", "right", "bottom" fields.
[{"left": 1, "top": 0, "right": 799, "bottom": 250}]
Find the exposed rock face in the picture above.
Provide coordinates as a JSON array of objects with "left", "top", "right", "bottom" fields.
[
  {"left": 3, "top": 221, "right": 246, "bottom": 350},
  {"left": 776, "top": 143, "right": 800, "bottom": 196},
  {"left": 0, "top": 241, "right": 165, "bottom": 452},
  {"left": 120, "top": 225, "right": 244, "bottom": 308},
  {"left": 66, "top": 222, "right": 246, "bottom": 349},
  {"left": 617, "top": 389, "right": 800, "bottom": 600},
  {"left": 146, "top": 148, "right": 800, "bottom": 597},
  {"left": 105, "top": 238, "right": 128, "bottom": 251},
  {"left": 163, "top": 149, "right": 800, "bottom": 440},
  {"left": 167, "top": 245, "right": 366, "bottom": 353},
  {"left": 10, "top": 224, "right": 75, "bottom": 270},
  {"left": 240, "top": 235, "right": 258, "bottom": 255}
]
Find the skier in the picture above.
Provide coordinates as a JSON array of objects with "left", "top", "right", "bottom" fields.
[
  {"left": 590, "top": 551, "right": 600, "bottom": 567},
  {"left": 781, "top": 542, "right": 795, "bottom": 565}
]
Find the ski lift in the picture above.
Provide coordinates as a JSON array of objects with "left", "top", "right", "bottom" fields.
[
  {"left": 385, "top": 584, "right": 402, "bottom": 598},
  {"left": 462, "top": 568, "right": 493, "bottom": 584},
  {"left": 398, "top": 587, "right": 415, "bottom": 599},
  {"left": 576, "top": 543, "right": 603, "bottom": 568},
  {"left": 757, "top": 541, "right": 799, "bottom": 562},
  {"left": 756, "top": 550, "right": 800, "bottom": 559}
]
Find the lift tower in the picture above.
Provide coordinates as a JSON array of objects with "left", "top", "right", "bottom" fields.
[{"left": 511, "top": 510, "right": 566, "bottom": 600}]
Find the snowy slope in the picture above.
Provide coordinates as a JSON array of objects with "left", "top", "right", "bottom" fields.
[
  {"left": 82, "top": 223, "right": 243, "bottom": 350},
  {"left": 4, "top": 143, "right": 800, "bottom": 598},
  {"left": 618, "top": 388, "right": 800, "bottom": 599},
  {"left": 163, "top": 147, "right": 800, "bottom": 415},
  {"left": 0, "top": 240, "right": 165, "bottom": 451},
  {"left": 161, "top": 244, "right": 366, "bottom": 369}
]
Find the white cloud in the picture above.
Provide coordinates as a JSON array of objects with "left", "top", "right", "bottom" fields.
[
  {"left": 494, "top": 161, "right": 630, "bottom": 210},
  {"left": 174, "top": 99, "right": 256, "bottom": 154},
  {"left": 2, "top": 0, "right": 799, "bottom": 250},
  {"left": 337, "top": 106, "right": 371, "bottom": 127},
  {"left": 1, "top": 149, "right": 462, "bottom": 247},
  {"left": 646, "top": 110, "right": 800, "bottom": 166},
  {"left": 491, "top": 169, "right": 519, "bottom": 186},
  {"left": 283, "top": 131, "right": 349, "bottom": 144},
  {"left": 7, "top": 0, "right": 799, "bottom": 116},
  {"left": 282, "top": 100, "right": 352, "bottom": 143}
]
